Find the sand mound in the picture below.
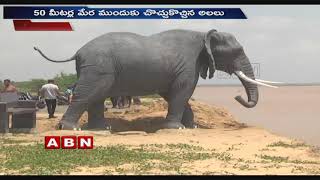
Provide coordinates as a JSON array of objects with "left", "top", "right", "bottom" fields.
[
  {"left": 77, "top": 98, "right": 246, "bottom": 133},
  {"left": 36, "top": 98, "right": 245, "bottom": 133},
  {"left": 189, "top": 99, "right": 246, "bottom": 129}
]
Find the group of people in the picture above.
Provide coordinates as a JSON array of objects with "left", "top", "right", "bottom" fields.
[
  {"left": 1, "top": 79, "right": 67, "bottom": 119},
  {"left": 2, "top": 79, "right": 140, "bottom": 119}
]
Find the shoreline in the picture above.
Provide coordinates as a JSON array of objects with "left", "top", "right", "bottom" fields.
[{"left": 197, "top": 84, "right": 320, "bottom": 87}]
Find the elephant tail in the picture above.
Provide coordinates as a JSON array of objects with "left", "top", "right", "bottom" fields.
[{"left": 33, "top": 46, "right": 76, "bottom": 63}]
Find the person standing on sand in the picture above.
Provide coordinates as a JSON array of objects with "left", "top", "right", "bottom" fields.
[
  {"left": 65, "top": 83, "right": 77, "bottom": 104},
  {"left": 40, "top": 79, "right": 61, "bottom": 119},
  {"left": 1, "top": 79, "right": 17, "bottom": 93}
]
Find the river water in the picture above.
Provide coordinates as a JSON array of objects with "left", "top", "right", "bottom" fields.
[{"left": 192, "top": 85, "right": 320, "bottom": 147}]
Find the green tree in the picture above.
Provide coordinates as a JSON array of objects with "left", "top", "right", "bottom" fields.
[
  {"left": 14, "top": 72, "right": 77, "bottom": 94},
  {"left": 53, "top": 72, "right": 77, "bottom": 92},
  {"left": 16, "top": 79, "right": 46, "bottom": 93}
]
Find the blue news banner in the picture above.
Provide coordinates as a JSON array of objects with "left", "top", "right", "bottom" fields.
[{"left": 3, "top": 6, "right": 247, "bottom": 19}]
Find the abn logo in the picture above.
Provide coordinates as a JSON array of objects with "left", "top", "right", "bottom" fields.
[{"left": 44, "top": 136, "right": 93, "bottom": 149}]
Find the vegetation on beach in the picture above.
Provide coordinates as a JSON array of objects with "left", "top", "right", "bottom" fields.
[
  {"left": 12, "top": 72, "right": 77, "bottom": 93},
  {"left": 1, "top": 137, "right": 320, "bottom": 175},
  {"left": 0, "top": 140, "right": 216, "bottom": 175},
  {"left": 267, "top": 141, "right": 308, "bottom": 148}
]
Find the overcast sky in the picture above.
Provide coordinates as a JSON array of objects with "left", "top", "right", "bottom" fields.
[{"left": 0, "top": 5, "right": 319, "bottom": 84}]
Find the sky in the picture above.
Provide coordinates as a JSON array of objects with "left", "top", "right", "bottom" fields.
[{"left": 0, "top": 5, "right": 320, "bottom": 85}]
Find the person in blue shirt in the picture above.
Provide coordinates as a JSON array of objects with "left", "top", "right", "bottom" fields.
[{"left": 65, "top": 83, "right": 77, "bottom": 104}]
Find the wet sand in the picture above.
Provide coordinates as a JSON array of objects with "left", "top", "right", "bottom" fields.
[{"left": 192, "top": 85, "right": 320, "bottom": 147}]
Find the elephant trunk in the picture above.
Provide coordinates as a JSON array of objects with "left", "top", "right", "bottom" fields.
[{"left": 234, "top": 58, "right": 259, "bottom": 108}]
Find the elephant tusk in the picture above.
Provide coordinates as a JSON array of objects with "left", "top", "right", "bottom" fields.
[
  {"left": 255, "top": 79, "right": 285, "bottom": 84},
  {"left": 234, "top": 71, "right": 279, "bottom": 88}
]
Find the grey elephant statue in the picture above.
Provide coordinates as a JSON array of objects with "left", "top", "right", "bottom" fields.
[{"left": 34, "top": 29, "right": 281, "bottom": 130}]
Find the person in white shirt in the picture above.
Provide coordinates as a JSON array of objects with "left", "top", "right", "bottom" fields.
[{"left": 40, "top": 79, "right": 61, "bottom": 118}]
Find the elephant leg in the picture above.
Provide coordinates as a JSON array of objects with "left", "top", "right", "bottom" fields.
[
  {"left": 58, "top": 99, "right": 87, "bottom": 130},
  {"left": 87, "top": 99, "right": 109, "bottom": 129},
  {"left": 117, "top": 96, "right": 124, "bottom": 109},
  {"left": 128, "top": 96, "right": 132, "bottom": 107},
  {"left": 121, "top": 96, "right": 126, "bottom": 108},
  {"left": 86, "top": 74, "right": 115, "bottom": 129},
  {"left": 59, "top": 68, "right": 114, "bottom": 130},
  {"left": 181, "top": 103, "right": 197, "bottom": 128},
  {"left": 123, "top": 96, "right": 128, "bottom": 107},
  {"left": 111, "top": 97, "right": 117, "bottom": 108},
  {"left": 160, "top": 93, "right": 195, "bottom": 128},
  {"left": 159, "top": 93, "right": 180, "bottom": 128},
  {"left": 159, "top": 82, "right": 195, "bottom": 129}
]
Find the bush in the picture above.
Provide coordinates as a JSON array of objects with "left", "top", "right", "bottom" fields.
[
  {"left": 16, "top": 79, "right": 47, "bottom": 93},
  {"left": 12, "top": 72, "right": 159, "bottom": 99},
  {"left": 14, "top": 72, "right": 77, "bottom": 94},
  {"left": 53, "top": 72, "right": 77, "bottom": 92}
]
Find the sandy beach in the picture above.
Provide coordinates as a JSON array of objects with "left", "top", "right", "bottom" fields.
[{"left": 1, "top": 97, "right": 319, "bottom": 175}]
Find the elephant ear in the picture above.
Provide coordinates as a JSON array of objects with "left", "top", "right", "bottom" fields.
[{"left": 204, "top": 29, "right": 218, "bottom": 79}]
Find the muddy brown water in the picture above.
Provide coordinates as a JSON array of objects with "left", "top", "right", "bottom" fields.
[{"left": 192, "top": 85, "right": 320, "bottom": 147}]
